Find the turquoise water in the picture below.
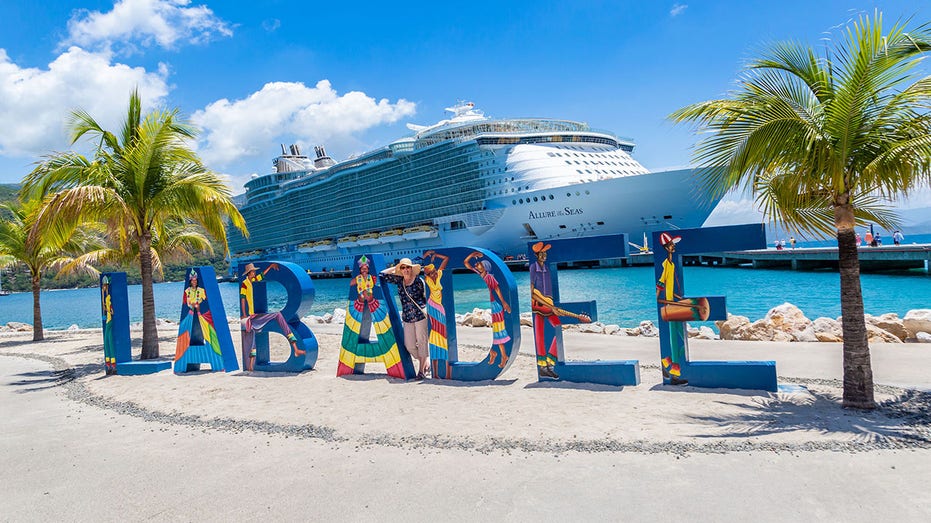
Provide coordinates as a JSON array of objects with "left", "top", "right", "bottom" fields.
[{"left": 1, "top": 264, "right": 928, "bottom": 330}]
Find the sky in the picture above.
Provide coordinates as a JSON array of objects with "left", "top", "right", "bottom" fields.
[{"left": 0, "top": 0, "right": 928, "bottom": 226}]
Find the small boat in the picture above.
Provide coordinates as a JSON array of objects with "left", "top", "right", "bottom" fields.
[
  {"left": 356, "top": 232, "right": 381, "bottom": 246},
  {"left": 337, "top": 235, "right": 359, "bottom": 248},
  {"left": 309, "top": 239, "right": 336, "bottom": 252},
  {"left": 401, "top": 225, "right": 439, "bottom": 240},
  {"left": 378, "top": 229, "right": 404, "bottom": 243}
]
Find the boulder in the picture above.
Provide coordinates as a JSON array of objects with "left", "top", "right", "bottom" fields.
[
  {"left": 638, "top": 320, "right": 657, "bottom": 337},
  {"left": 578, "top": 322, "right": 605, "bottom": 334},
  {"left": 812, "top": 317, "right": 843, "bottom": 342},
  {"left": 624, "top": 327, "right": 641, "bottom": 336},
  {"left": 332, "top": 308, "right": 346, "bottom": 324},
  {"left": 716, "top": 314, "right": 750, "bottom": 340},
  {"left": 520, "top": 312, "right": 533, "bottom": 327},
  {"left": 67, "top": 324, "right": 80, "bottom": 333},
  {"left": 765, "top": 303, "right": 817, "bottom": 342},
  {"left": 7, "top": 321, "right": 31, "bottom": 331},
  {"left": 866, "top": 324, "right": 903, "bottom": 343},
  {"left": 696, "top": 326, "right": 717, "bottom": 340},
  {"left": 462, "top": 308, "right": 490, "bottom": 328},
  {"left": 904, "top": 309, "right": 931, "bottom": 339},
  {"left": 916, "top": 332, "right": 931, "bottom": 343},
  {"left": 865, "top": 313, "right": 908, "bottom": 341},
  {"left": 321, "top": 312, "right": 333, "bottom": 324},
  {"left": 604, "top": 324, "right": 621, "bottom": 336}
]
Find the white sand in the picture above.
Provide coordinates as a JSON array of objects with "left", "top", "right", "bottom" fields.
[{"left": 2, "top": 324, "right": 931, "bottom": 520}]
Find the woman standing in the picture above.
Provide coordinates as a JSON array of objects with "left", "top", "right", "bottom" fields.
[
  {"left": 422, "top": 250, "right": 450, "bottom": 379},
  {"left": 381, "top": 257, "right": 430, "bottom": 379},
  {"left": 464, "top": 251, "right": 512, "bottom": 368}
]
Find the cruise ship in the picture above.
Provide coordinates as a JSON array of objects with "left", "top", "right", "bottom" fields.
[{"left": 228, "top": 102, "right": 722, "bottom": 272}]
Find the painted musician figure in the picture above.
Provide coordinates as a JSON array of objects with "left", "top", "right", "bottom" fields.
[
  {"left": 656, "top": 232, "right": 711, "bottom": 386},
  {"left": 240, "top": 262, "right": 305, "bottom": 371},
  {"left": 529, "top": 241, "right": 590, "bottom": 379}
]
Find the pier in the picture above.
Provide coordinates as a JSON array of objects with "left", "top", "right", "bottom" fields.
[{"left": 683, "top": 243, "right": 931, "bottom": 272}]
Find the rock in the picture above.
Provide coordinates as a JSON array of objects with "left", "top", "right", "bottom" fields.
[
  {"left": 765, "top": 303, "right": 816, "bottom": 342},
  {"left": 331, "top": 308, "right": 346, "bottom": 324},
  {"left": 717, "top": 314, "right": 750, "bottom": 340},
  {"left": 696, "top": 326, "right": 717, "bottom": 340},
  {"left": 904, "top": 309, "right": 931, "bottom": 339},
  {"left": 519, "top": 313, "right": 533, "bottom": 327},
  {"left": 624, "top": 327, "right": 641, "bottom": 336},
  {"left": 686, "top": 325, "right": 700, "bottom": 338},
  {"left": 6, "top": 321, "right": 31, "bottom": 331},
  {"left": 462, "top": 308, "right": 489, "bottom": 328},
  {"left": 866, "top": 324, "right": 903, "bottom": 343},
  {"left": 865, "top": 313, "right": 908, "bottom": 341},
  {"left": 638, "top": 320, "right": 657, "bottom": 337},
  {"left": 562, "top": 324, "right": 580, "bottom": 331},
  {"left": 578, "top": 322, "right": 604, "bottom": 334},
  {"left": 916, "top": 332, "right": 931, "bottom": 343},
  {"left": 604, "top": 324, "right": 621, "bottom": 336},
  {"left": 812, "top": 317, "right": 843, "bottom": 342},
  {"left": 321, "top": 312, "right": 333, "bottom": 324},
  {"left": 67, "top": 324, "right": 80, "bottom": 332}
]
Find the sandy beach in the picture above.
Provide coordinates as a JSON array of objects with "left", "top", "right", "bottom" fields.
[{"left": 2, "top": 323, "right": 931, "bottom": 521}]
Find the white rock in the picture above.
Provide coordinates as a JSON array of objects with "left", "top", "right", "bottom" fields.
[
  {"left": 331, "top": 308, "right": 346, "bottom": 324},
  {"left": 866, "top": 324, "right": 903, "bottom": 343},
  {"left": 716, "top": 314, "right": 750, "bottom": 340},
  {"left": 696, "top": 326, "right": 717, "bottom": 340},
  {"left": 916, "top": 332, "right": 931, "bottom": 343},
  {"left": 904, "top": 309, "right": 931, "bottom": 339},
  {"left": 604, "top": 324, "right": 621, "bottom": 336},
  {"left": 67, "top": 324, "right": 80, "bottom": 332},
  {"left": 865, "top": 313, "right": 908, "bottom": 341},
  {"left": 638, "top": 320, "right": 657, "bottom": 337},
  {"left": 578, "top": 322, "right": 604, "bottom": 334},
  {"left": 321, "top": 312, "right": 333, "bottom": 323},
  {"left": 812, "top": 317, "right": 843, "bottom": 342}
]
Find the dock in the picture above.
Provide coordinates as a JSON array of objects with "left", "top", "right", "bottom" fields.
[{"left": 684, "top": 243, "right": 931, "bottom": 272}]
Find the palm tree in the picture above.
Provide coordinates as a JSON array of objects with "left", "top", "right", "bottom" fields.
[
  {"left": 670, "top": 13, "right": 931, "bottom": 409},
  {"left": 0, "top": 199, "right": 99, "bottom": 341},
  {"left": 22, "top": 89, "right": 248, "bottom": 358}
]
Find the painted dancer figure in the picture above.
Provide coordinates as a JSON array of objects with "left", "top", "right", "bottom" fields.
[
  {"left": 656, "top": 232, "right": 690, "bottom": 385},
  {"left": 464, "top": 251, "right": 511, "bottom": 369},
  {"left": 101, "top": 276, "right": 116, "bottom": 375},
  {"left": 422, "top": 251, "right": 451, "bottom": 379},
  {"left": 529, "top": 242, "right": 590, "bottom": 379},
  {"left": 240, "top": 262, "right": 305, "bottom": 371},
  {"left": 175, "top": 269, "right": 222, "bottom": 365}
]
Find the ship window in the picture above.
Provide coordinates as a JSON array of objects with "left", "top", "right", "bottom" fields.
[
  {"left": 559, "top": 225, "right": 567, "bottom": 229},
  {"left": 567, "top": 193, "right": 571, "bottom": 197},
  {"left": 586, "top": 190, "right": 590, "bottom": 195},
  {"left": 513, "top": 200, "right": 517, "bottom": 205},
  {"left": 519, "top": 199, "right": 523, "bottom": 204},
  {"left": 549, "top": 195, "right": 554, "bottom": 200},
  {"left": 664, "top": 215, "right": 672, "bottom": 219},
  {"left": 533, "top": 197, "right": 538, "bottom": 202},
  {"left": 597, "top": 221, "right": 605, "bottom": 225}
]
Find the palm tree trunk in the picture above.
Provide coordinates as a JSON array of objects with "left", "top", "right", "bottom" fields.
[
  {"left": 138, "top": 232, "right": 160, "bottom": 359},
  {"left": 31, "top": 270, "right": 43, "bottom": 342},
  {"left": 835, "top": 203, "right": 874, "bottom": 409}
]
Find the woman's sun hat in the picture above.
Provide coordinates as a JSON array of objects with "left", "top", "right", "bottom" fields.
[{"left": 392, "top": 257, "right": 422, "bottom": 276}]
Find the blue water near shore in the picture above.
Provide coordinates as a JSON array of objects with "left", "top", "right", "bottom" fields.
[{"left": 1, "top": 259, "right": 929, "bottom": 330}]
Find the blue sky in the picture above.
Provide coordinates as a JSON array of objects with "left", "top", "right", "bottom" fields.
[{"left": 0, "top": 0, "right": 928, "bottom": 225}]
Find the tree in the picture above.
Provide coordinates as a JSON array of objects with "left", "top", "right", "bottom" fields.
[
  {"left": 670, "top": 13, "right": 931, "bottom": 409},
  {"left": 0, "top": 199, "right": 99, "bottom": 341},
  {"left": 22, "top": 89, "right": 247, "bottom": 358}
]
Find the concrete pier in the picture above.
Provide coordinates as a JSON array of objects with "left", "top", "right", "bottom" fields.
[{"left": 685, "top": 243, "right": 931, "bottom": 272}]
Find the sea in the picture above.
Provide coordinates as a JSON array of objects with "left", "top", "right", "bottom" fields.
[{"left": 2, "top": 235, "right": 929, "bottom": 330}]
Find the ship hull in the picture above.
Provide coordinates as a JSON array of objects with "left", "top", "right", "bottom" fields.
[{"left": 236, "top": 167, "right": 717, "bottom": 272}]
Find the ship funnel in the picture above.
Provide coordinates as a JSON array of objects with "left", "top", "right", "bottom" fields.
[{"left": 281, "top": 144, "right": 287, "bottom": 155}]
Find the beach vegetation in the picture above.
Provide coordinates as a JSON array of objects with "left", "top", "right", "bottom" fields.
[
  {"left": 670, "top": 12, "right": 931, "bottom": 409},
  {"left": 0, "top": 198, "right": 102, "bottom": 341},
  {"left": 21, "top": 89, "right": 248, "bottom": 358}
]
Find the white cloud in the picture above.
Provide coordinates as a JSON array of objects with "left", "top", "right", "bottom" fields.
[
  {"left": 64, "top": 0, "right": 232, "bottom": 54},
  {"left": 0, "top": 47, "right": 169, "bottom": 159},
  {"left": 670, "top": 3, "right": 688, "bottom": 17},
  {"left": 192, "top": 80, "right": 417, "bottom": 168}
]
